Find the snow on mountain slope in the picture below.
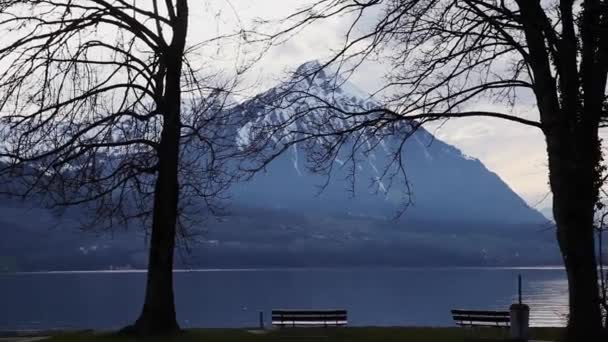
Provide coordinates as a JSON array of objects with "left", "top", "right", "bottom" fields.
[{"left": 231, "top": 61, "right": 547, "bottom": 226}]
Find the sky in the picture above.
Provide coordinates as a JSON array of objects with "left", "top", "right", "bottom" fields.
[{"left": 188, "top": 0, "right": 556, "bottom": 218}]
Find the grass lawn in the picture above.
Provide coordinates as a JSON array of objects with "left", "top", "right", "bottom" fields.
[{"left": 45, "top": 327, "right": 564, "bottom": 342}]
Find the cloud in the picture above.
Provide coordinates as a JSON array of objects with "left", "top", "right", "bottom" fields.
[{"left": 431, "top": 117, "right": 551, "bottom": 207}]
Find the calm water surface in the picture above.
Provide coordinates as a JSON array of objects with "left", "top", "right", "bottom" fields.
[{"left": 0, "top": 267, "right": 568, "bottom": 330}]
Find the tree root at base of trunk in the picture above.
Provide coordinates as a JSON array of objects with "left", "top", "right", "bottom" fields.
[{"left": 118, "top": 320, "right": 181, "bottom": 338}]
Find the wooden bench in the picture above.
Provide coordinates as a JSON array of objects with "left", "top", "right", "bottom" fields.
[
  {"left": 271, "top": 309, "right": 348, "bottom": 328},
  {"left": 451, "top": 309, "right": 511, "bottom": 327}
]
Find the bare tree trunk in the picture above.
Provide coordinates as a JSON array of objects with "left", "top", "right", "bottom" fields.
[
  {"left": 132, "top": 126, "right": 181, "bottom": 334},
  {"left": 549, "top": 131, "right": 604, "bottom": 340},
  {"left": 127, "top": 65, "right": 182, "bottom": 335},
  {"left": 126, "top": 2, "right": 189, "bottom": 335},
  {"left": 557, "top": 215, "right": 602, "bottom": 340}
]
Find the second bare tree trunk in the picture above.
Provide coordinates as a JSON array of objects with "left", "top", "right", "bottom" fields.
[{"left": 548, "top": 129, "right": 604, "bottom": 341}]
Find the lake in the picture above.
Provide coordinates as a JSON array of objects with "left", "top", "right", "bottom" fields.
[{"left": 0, "top": 267, "right": 568, "bottom": 331}]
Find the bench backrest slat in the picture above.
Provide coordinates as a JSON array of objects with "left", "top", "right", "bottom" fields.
[
  {"left": 271, "top": 315, "right": 347, "bottom": 322},
  {"left": 451, "top": 310, "right": 509, "bottom": 317},
  {"left": 272, "top": 310, "right": 347, "bottom": 315}
]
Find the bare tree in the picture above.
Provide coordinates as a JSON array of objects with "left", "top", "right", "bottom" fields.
[
  {"left": 0, "top": 0, "right": 246, "bottom": 336},
  {"left": 244, "top": 1, "right": 608, "bottom": 340}
]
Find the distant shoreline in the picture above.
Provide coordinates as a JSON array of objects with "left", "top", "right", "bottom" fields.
[{"left": 3, "top": 265, "right": 567, "bottom": 275}]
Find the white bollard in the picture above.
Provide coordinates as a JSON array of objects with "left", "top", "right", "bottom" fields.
[{"left": 510, "top": 303, "right": 530, "bottom": 341}]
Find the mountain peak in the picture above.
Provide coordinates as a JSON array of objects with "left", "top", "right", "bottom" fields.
[
  {"left": 295, "top": 60, "right": 324, "bottom": 76},
  {"left": 290, "top": 60, "right": 375, "bottom": 105}
]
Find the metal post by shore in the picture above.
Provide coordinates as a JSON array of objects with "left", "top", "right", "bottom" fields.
[{"left": 510, "top": 274, "right": 530, "bottom": 341}]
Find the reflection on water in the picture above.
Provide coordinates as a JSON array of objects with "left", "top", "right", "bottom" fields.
[
  {"left": 525, "top": 279, "right": 568, "bottom": 327},
  {"left": 0, "top": 267, "right": 568, "bottom": 330},
  {"left": 497, "top": 278, "right": 568, "bottom": 327}
]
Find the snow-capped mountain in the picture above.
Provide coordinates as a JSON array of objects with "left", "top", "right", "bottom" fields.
[
  {"left": 0, "top": 61, "right": 557, "bottom": 272},
  {"left": 230, "top": 60, "right": 547, "bottom": 226}
]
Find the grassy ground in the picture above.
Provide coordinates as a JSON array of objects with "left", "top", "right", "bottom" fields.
[{"left": 45, "top": 327, "right": 564, "bottom": 342}]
